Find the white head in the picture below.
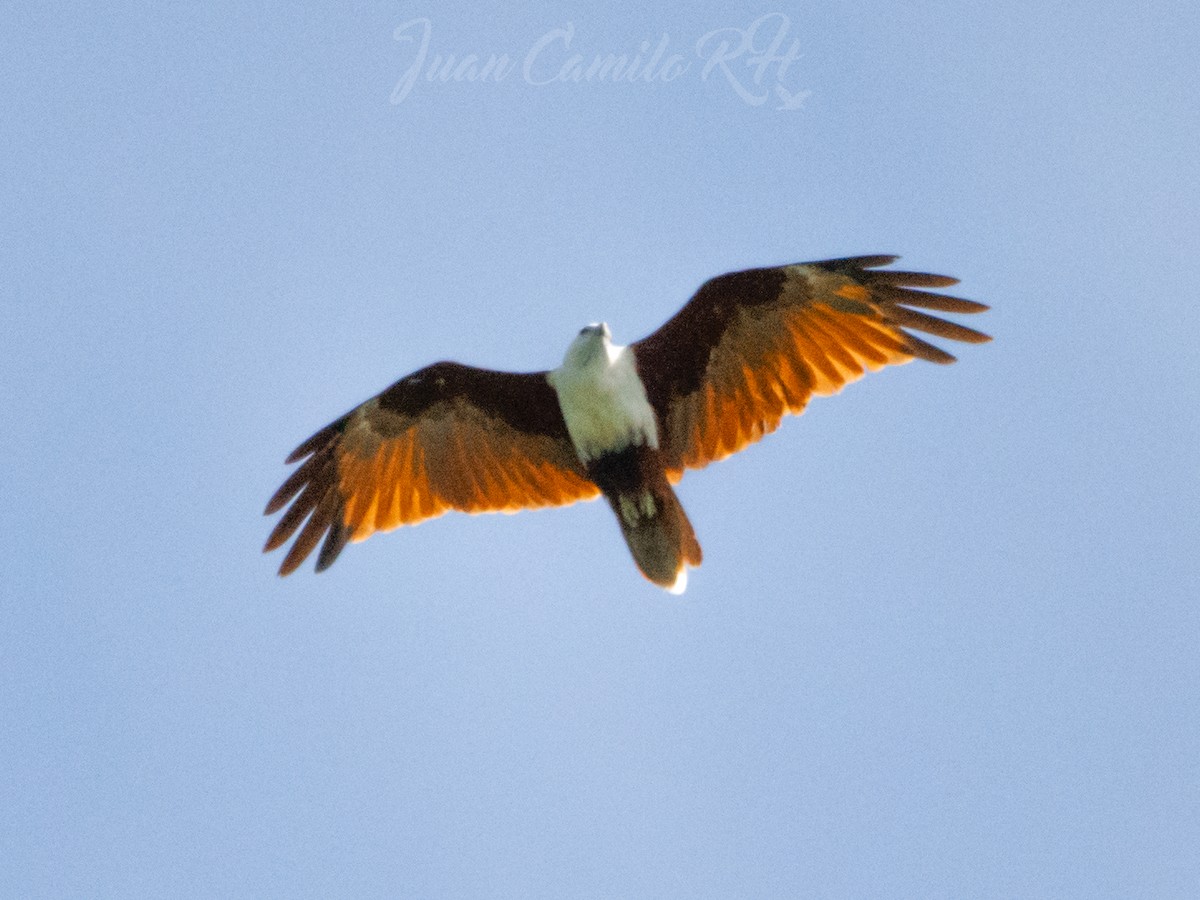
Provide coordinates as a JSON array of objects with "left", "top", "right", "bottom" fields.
[{"left": 560, "top": 321, "right": 613, "bottom": 370}]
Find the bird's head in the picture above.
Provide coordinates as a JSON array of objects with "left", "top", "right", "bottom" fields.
[
  {"left": 560, "top": 322, "right": 613, "bottom": 369},
  {"left": 579, "top": 322, "right": 612, "bottom": 341}
]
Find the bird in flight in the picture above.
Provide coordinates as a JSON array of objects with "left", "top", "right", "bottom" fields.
[{"left": 264, "top": 255, "right": 989, "bottom": 592}]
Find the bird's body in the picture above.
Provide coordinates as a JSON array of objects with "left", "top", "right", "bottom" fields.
[
  {"left": 548, "top": 325, "right": 700, "bottom": 592},
  {"left": 264, "top": 256, "right": 989, "bottom": 590},
  {"left": 548, "top": 324, "right": 659, "bottom": 463}
]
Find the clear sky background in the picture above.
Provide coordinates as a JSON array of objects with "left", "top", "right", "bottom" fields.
[{"left": 4, "top": 2, "right": 1198, "bottom": 897}]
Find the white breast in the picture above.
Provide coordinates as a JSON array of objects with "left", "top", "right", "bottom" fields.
[{"left": 548, "top": 341, "right": 659, "bottom": 463}]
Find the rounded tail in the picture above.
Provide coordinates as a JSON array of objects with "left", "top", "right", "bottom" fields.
[{"left": 608, "top": 480, "right": 702, "bottom": 593}]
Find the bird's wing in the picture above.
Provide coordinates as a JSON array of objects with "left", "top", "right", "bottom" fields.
[
  {"left": 264, "top": 361, "right": 599, "bottom": 575},
  {"left": 632, "top": 255, "right": 990, "bottom": 478}
]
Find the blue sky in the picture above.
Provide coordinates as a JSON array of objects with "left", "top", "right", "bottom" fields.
[{"left": 4, "top": 1, "right": 1198, "bottom": 897}]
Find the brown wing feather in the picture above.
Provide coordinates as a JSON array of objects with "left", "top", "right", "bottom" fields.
[
  {"left": 264, "top": 361, "right": 599, "bottom": 575},
  {"left": 633, "top": 255, "right": 990, "bottom": 478}
]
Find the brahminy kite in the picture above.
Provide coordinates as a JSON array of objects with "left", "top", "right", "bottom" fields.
[{"left": 264, "top": 255, "right": 988, "bottom": 592}]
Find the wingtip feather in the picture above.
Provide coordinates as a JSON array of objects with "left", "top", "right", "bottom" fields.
[
  {"left": 902, "top": 333, "right": 959, "bottom": 364},
  {"left": 814, "top": 254, "right": 900, "bottom": 271}
]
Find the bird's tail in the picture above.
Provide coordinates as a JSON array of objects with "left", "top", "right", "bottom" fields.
[{"left": 607, "top": 479, "right": 703, "bottom": 594}]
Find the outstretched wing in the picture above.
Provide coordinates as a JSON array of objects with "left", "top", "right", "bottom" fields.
[
  {"left": 633, "top": 255, "right": 990, "bottom": 478},
  {"left": 264, "top": 361, "right": 599, "bottom": 575}
]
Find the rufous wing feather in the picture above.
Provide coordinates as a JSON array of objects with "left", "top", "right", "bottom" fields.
[
  {"left": 633, "top": 256, "right": 990, "bottom": 478},
  {"left": 264, "top": 362, "right": 599, "bottom": 575}
]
